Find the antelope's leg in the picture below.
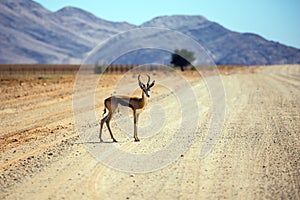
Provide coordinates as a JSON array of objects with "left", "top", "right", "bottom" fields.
[
  {"left": 106, "top": 121, "right": 117, "bottom": 142},
  {"left": 106, "top": 111, "right": 117, "bottom": 142},
  {"left": 102, "top": 103, "right": 117, "bottom": 142},
  {"left": 133, "top": 110, "right": 140, "bottom": 142},
  {"left": 99, "top": 114, "right": 109, "bottom": 142}
]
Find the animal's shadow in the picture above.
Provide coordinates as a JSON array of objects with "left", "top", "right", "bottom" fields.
[{"left": 77, "top": 141, "right": 115, "bottom": 144}]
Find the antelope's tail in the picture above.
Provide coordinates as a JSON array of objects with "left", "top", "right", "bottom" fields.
[{"left": 102, "top": 108, "right": 107, "bottom": 116}]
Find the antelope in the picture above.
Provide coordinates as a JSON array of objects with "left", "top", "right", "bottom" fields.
[{"left": 99, "top": 75, "right": 155, "bottom": 142}]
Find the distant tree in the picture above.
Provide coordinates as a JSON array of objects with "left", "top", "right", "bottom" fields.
[
  {"left": 170, "top": 49, "right": 196, "bottom": 71},
  {"left": 94, "top": 61, "right": 105, "bottom": 74}
]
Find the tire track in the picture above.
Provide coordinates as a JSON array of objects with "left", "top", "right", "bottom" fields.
[{"left": 0, "top": 132, "right": 78, "bottom": 170}]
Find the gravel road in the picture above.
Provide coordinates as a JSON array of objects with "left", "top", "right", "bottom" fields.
[{"left": 0, "top": 65, "right": 299, "bottom": 199}]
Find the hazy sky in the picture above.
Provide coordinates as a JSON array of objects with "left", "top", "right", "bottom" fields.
[{"left": 34, "top": 0, "right": 300, "bottom": 48}]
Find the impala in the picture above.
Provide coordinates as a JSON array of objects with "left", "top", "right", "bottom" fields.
[{"left": 99, "top": 75, "right": 155, "bottom": 142}]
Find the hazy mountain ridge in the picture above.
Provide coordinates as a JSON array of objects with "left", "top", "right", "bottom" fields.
[
  {"left": 1, "top": 0, "right": 88, "bottom": 63},
  {"left": 140, "top": 15, "right": 300, "bottom": 65},
  {"left": 1, "top": 0, "right": 300, "bottom": 65}
]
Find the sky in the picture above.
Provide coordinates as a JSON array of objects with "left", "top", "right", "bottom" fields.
[{"left": 34, "top": 0, "right": 300, "bottom": 48}]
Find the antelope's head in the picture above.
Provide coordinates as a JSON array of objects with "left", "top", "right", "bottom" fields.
[{"left": 138, "top": 74, "right": 155, "bottom": 98}]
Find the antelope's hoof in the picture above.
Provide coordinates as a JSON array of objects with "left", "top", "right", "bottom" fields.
[
  {"left": 100, "top": 138, "right": 104, "bottom": 143},
  {"left": 112, "top": 139, "right": 118, "bottom": 143},
  {"left": 134, "top": 138, "right": 140, "bottom": 142}
]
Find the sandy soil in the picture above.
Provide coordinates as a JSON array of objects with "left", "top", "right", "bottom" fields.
[{"left": 0, "top": 65, "right": 299, "bottom": 199}]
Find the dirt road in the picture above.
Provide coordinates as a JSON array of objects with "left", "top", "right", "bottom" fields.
[{"left": 0, "top": 65, "right": 299, "bottom": 199}]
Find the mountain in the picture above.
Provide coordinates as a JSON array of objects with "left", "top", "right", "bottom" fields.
[
  {"left": 140, "top": 15, "right": 300, "bottom": 65},
  {"left": 0, "top": 0, "right": 134, "bottom": 64},
  {"left": 1, "top": 0, "right": 300, "bottom": 65}
]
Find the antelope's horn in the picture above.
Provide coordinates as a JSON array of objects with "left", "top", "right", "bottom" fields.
[
  {"left": 147, "top": 74, "right": 150, "bottom": 86},
  {"left": 138, "top": 74, "right": 143, "bottom": 87}
]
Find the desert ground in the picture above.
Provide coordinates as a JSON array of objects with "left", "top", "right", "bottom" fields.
[{"left": 0, "top": 65, "right": 299, "bottom": 199}]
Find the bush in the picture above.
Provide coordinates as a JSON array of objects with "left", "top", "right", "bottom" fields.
[
  {"left": 170, "top": 49, "right": 196, "bottom": 71},
  {"left": 94, "top": 62, "right": 106, "bottom": 74}
]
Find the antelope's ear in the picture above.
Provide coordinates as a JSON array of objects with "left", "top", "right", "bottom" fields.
[
  {"left": 139, "top": 81, "right": 145, "bottom": 89},
  {"left": 138, "top": 74, "right": 144, "bottom": 88},
  {"left": 149, "top": 80, "right": 155, "bottom": 88}
]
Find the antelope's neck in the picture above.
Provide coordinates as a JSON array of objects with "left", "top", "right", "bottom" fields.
[{"left": 141, "top": 91, "right": 148, "bottom": 107}]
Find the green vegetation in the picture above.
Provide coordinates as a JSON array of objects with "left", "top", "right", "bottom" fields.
[
  {"left": 170, "top": 49, "right": 196, "bottom": 71},
  {"left": 94, "top": 62, "right": 105, "bottom": 74}
]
